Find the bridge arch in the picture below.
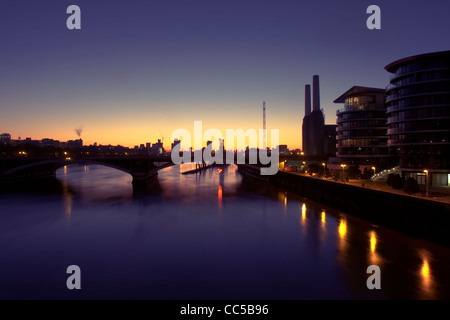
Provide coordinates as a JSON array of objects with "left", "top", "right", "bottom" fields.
[
  {"left": 61, "top": 159, "right": 133, "bottom": 175},
  {"left": 1, "top": 157, "right": 174, "bottom": 187},
  {"left": 3, "top": 159, "right": 135, "bottom": 176}
]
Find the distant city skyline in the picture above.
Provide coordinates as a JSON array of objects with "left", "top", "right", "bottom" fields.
[{"left": 1, "top": 1, "right": 449, "bottom": 149}]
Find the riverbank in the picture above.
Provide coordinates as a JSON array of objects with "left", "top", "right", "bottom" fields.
[{"left": 238, "top": 164, "right": 450, "bottom": 247}]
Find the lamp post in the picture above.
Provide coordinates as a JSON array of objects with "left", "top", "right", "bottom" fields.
[
  {"left": 424, "top": 170, "right": 429, "bottom": 197},
  {"left": 322, "top": 162, "right": 326, "bottom": 177},
  {"left": 371, "top": 166, "right": 376, "bottom": 188},
  {"left": 341, "top": 164, "right": 346, "bottom": 182}
]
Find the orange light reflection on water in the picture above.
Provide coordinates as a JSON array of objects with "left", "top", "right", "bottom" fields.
[
  {"left": 338, "top": 218, "right": 347, "bottom": 239},
  {"left": 368, "top": 230, "right": 382, "bottom": 266},
  {"left": 418, "top": 250, "right": 436, "bottom": 299},
  {"left": 301, "top": 203, "right": 306, "bottom": 226},
  {"left": 218, "top": 185, "right": 223, "bottom": 209}
]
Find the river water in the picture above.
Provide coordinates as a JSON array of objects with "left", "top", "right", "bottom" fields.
[{"left": 1, "top": 164, "right": 450, "bottom": 299}]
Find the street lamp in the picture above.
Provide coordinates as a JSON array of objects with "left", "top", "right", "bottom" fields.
[
  {"left": 372, "top": 166, "right": 376, "bottom": 176},
  {"left": 424, "top": 170, "right": 429, "bottom": 197},
  {"left": 322, "top": 162, "right": 326, "bottom": 177},
  {"left": 341, "top": 164, "right": 346, "bottom": 182}
]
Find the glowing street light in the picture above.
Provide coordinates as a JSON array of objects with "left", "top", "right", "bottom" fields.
[
  {"left": 322, "top": 162, "right": 326, "bottom": 177},
  {"left": 341, "top": 164, "right": 346, "bottom": 182},
  {"left": 424, "top": 170, "right": 429, "bottom": 197},
  {"left": 372, "top": 166, "right": 376, "bottom": 176}
]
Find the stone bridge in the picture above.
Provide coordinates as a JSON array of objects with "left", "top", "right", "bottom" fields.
[{"left": 0, "top": 156, "right": 174, "bottom": 187}]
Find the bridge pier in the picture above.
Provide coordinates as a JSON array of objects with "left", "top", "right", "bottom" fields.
[{"left": 131, "top": 170, "right": 158, "bottom": 187}]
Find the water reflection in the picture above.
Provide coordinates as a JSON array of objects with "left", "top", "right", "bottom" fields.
[
  {"left": 218, "top": 185, "right": 223, "bottom": 209},
  {"left": 62, "top": 183, "right": 73, "bottom": 219},
  {"left": 319, "top": 210, "right": 327, "bottom": 243},
  {"left": 370, "top": 231, "right": 377, "bottom": 254},
  {"left": 337, "top": 216, "right": 348, "bottom": 259},
  {"left": 338, "top": 217, "right": 347, "bottom": 240},
  {"left": 368, "top": 230, "right": 382, "bottom": 266},
  {"left": 418, "top": 249, "right": 436, "bottom": 299},
  {"left": 301, "top": 203, "right": 306, "bottom": 226},
  {"left": 56, "top": 164, "right": 134, "bottom": 203},
  {"left": 2, "top": 163, "right": 450, "bottom": 299}
]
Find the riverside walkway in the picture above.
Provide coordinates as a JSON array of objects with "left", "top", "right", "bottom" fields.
[{"left": 286, "top": 171, "right": 450, "bottom": 205}]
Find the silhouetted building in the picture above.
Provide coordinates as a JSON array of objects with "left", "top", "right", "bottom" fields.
[
  {"left": 302, "top": 75, "right": 334, "bottom": 157},
  {"left": 67, "top": 139, "right": 83, "bottom": 149},
  {"left": 0, "top": 133, "right": 11, "bottom": 144},
  {"left": 171, "top": 139, "right": 180, "bottom": 151},
  {"left": 12, "top": 137, "right": 41, "bottom": 146},
  {"left": 334, "top": 86, "right": 389, "bottom": 169},
  {"left": 324, "top": 124, "right": 337, "bottom": 156},
  {"left": 41, "top": 138, "right": 61, "bottom": 148},
  {"left": 152, "top": 139, "right": 164, "bottom": 154},
  {"left": 385, "top": 50, "right": 450, "bottom": 186},
  {"left": 279, "top": 145, "right": 288, "bottom": 155}
]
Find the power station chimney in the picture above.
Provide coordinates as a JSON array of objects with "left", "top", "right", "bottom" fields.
[
  {"left": 313, "top": 75, "right": 320, "bottom": 111},
  {"left": 305, "top": 84, "right": 311, "bottom": 116}
]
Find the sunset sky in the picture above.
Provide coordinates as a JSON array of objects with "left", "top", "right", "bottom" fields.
[{"left": 1, "top": 0, "right": 449, "bottom": 149}]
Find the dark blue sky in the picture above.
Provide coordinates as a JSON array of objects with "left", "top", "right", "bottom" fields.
[{"left": 1, "top": 0, "right": 449, "bottom": 148}]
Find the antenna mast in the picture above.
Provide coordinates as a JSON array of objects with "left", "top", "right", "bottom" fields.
[{"left": 263, "top": 101, "right": 266, "bottom": 150}]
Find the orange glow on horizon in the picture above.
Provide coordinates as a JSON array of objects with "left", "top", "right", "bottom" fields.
[{"left": 3, "top": 117, "right": 304, "bottom": 150}]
